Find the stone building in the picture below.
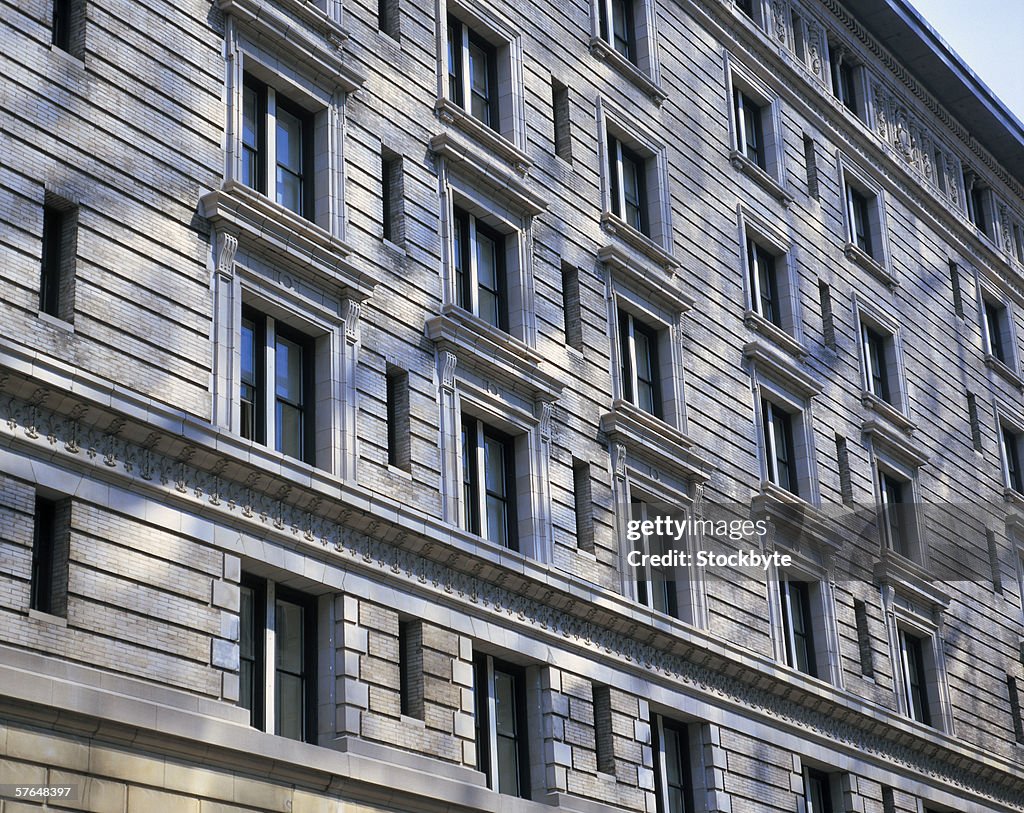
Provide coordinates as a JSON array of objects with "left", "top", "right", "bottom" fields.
[{"left": 1, "top": 0, "right": 1024, "bottom": 811}]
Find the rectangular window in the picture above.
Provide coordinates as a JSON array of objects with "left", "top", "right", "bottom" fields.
[
  {"left": 378, "top": 0, "right": 399, "bottom": 39},
  {"left": 30, "top": 495, "right": 70, "bottom": 617},
  {"left": 1013, "top": 223, "right": 1024, "bottom": 265},
  {"left": 572, "top": 459, "right": 595, "bottom": 553},
  {"left": 1002, "top": 425, "right": 1024, "bottom": 493},
  {"left": 652, "top": 715, "right": 693, "bottom": 813},
  {"left": 1008, "top": 674, "right": 1024, "bottom": 744},
  {"left": 829, "top": 48, "right": 859, "bottom": 115},
  {"left": 239, "top": 576, "right": 317, "bottom": 743},
  {"left": 241, "top": 74, "right": 314, "bottom": 219},
  {"left": 878, "top": 469, "right": 909, "bottom": 557},
  {"left": 453, "top": 207, "right": 508, "bottom": 330},
  {"left": 803, "top": 768, "right": 835, "bottom": 813},
  {"left": 733, "top": 90, "right": 766, "bottom": 170},
  {"left": 607, "top": 133, "right": 648, "bottom": 235},
  {"left": 933, "top": 148, "right": 947, "bottom": 194},
  {"left": 399, "top": 620, "right": 424, "bottom": 719},
  {"left": 240, "top": 307, "right": 315, "bottom": 464},
  {"left": 847, "top": 186, "right": 873, "bottom": 256},
  {"left": 898, "top": 629, "right": 932, "bottom": 726},
  {"left": 598, "top": 0, "right": 637, "bottom": 62},
  {"left": 562, "top": 263, "right": 583, "bottom": 351},
  {"left": 448, "top": 17, "right": 499, "bottom": 129},
  {"left": 618, "top": 310, "right": 661, "bottom": 417},
  {"left": 983, "top": 297, "right": 1011, "bottom": 365},
  {"left": 861, "top": 322, "right": 894, "bottom": 405},
  {"left": 747, "top": 239, "right": 780, "bottom": 326},
  {"left": 51, "top": 0, "right": 83, "bottom": 55},
  {"left": 462, "top": 416, "right": 517, "bottom": 550},
  {"left": 761, "top": 398, "right": 798, "bottom": 496},
  {"left": 779, "top": 576, "right": 815, "bottom": 676},
  {"left": 630, "top": 499, "right": 679, "bottom": 618},
  {"left": 966, "top": 176, "right": 990, "bottom": 234},
  {"left": 474, "top": 654, "right": 530, "bottom": 798},
  {"left": 381, "top": 148, "right": 404, "bottom": 244},
  {"left": 551, "top": 78, "right": 572, "bottom": 162},
  {"left": 734, "top": 0, "right": 754, "bottom": 17},
  {"left": 386, "top": 365, "right": 411, "bottom": 471},
  {"left": 39, "top": 196, "right": 77, "bottom": 322}
]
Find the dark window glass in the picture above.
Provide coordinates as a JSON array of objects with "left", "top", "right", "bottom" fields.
[
  {"left": 762, "top": 399, "right": 798, "bottom": 496},
  {"left": 40, "top": 205, "right": 64, "bottom": 317},
  {"left": 274, "top": 99, "right": 313, "bottom": 217},
  {"left": 239, "top": 577, "right": 265, "bottom": 730},
  {"left": 242, "top": 76, "right": 266, "bottom": 194},
  {"left": 240, "top": 312, "right": 261, "bottom": 443},
  {"left": 653, "top": 717, "right": 692, "bottom": 813},
  {"left": 804, "top": 769, "right": 834, "bottom": 813},
  {"left": 630, "top": 500, "right": 678, "bottom": 618},
  {"left": 747, "top": 240, "right": 780, "bottom": 326},
  {"left": 734, "top": 90, "right": 765, "bottom": 169},
  {"left": 448, "top": 19, "right": 499, "bottom": 129},
  {"left": 984, "top": 300, "right": 1008, "bottom": 363},
  {"left": 619, "top": 311, "right": 661, "bottom": 418},
  {"left": 781, "top": 579, "right": 815, "bottom": 676},
  {"left": 1004, "top": 427, "right": 1023, "bottom": 492},
  {"left": 274, "top": 327, "right": 313, "bottom": 462},
  {"left": 610, "top": 0, "right": 636, "bottom": 61},
  {"left": 474, "top": 655, "right": 530, "bottom": 798},
  {"left": 848, "top": 187, "right": 872, "bottom": 255},
  {"left": 608, "top": 134, "right": 648, "bottom": 235},
  {"left": 462, "top": 418, "right": 517, "bottom": 549},
  {"left": 862, "top": 324, "right": 892, "bottom": 403},
  {"left": 30, "top": 497, "right": 57, "bottom": 613},
  {"left": 879, "top": 471, "right": 907, "bottom": 556},
  {"left": 901, "top": 631, "right": 931, "bottom": 726},
  {"left": 51, "top": 0, "right": 71, "bottom": 50}
]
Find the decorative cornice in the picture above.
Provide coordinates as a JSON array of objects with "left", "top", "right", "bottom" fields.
[
  {"left": 598, "top": 243, "right": 694, "bottom": 313},
  {"left": 743, "top": 339, "right": 823, "bottom": 397},
  {"left": 599, "top": 400, "right": 712, "bottom": 484},
  {"left": 432, "top": 100, "right": 532, "bottom": 174},
  {"left": 587, "top": 36, "right": 668, "bottom": 105}
]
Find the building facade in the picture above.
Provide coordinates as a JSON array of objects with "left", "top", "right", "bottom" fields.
[{"left": 2, "top": 0, "right": 1024, "bottom": 811}]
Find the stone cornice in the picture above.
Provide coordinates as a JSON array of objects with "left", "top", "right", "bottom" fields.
[
  {"left": 0, "top": 357, "right": 1022, "bottom": 808},
  {"left": 599, "top": 400, "right": 713, "bottom": 484}
]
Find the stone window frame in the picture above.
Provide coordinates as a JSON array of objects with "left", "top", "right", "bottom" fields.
[
  {"left": 597, "top": 99, "right": 674, "bottom": 266},
  {"left": 736, "top": 204, "right": 805, "bottom": 355},
  {"left": 648, "top": 711, "right": 708, "bottom": 813},
  {"left": 434, "top": 0, "right": 527, "bottom": 161},
  {"left": 976, "top": 276, "right": 1022, "bottom": 385},
  {"left": 725, "top": 55, "right": 792, "bottom": 205},
  {"left": 587, "top": 0, "right": 666, "bottom": 102},
  {"left": 994, "top": 400, "right": 1024, "bottom": 500},
  {"left": 838, "top": 154, "right": 894, "bottom": 286},
  {"left": 824, "top": 39, "right": 870, "bottom": 123},
  {"left": 870, "top": 450, "right": 925, "bottom": 565},
  {"left": 802, "top": 765, "right": 843, "bottom": 813},
  {"left": 961, "top": 165, "right": 999, "bottom": 244},
  {"left": 221, "top": 11, "right": 351, "bottom": 240},
  {"left": 211, "top": 236, "right": 358, "bottom": 480},
  {"left": 853, "top": 296, "right": 911, "bottom": 425}
]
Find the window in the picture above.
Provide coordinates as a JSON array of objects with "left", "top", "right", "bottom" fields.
[
  {"left": 241, "top": 307, "right": 315, "bottom": 464},
  {"left": 619, "top": 309, "right": 661, "bottom": 417},
  {"left": 778, "top": 576, "right": 815, "bottom": 675},
  {"left": 551, "top": 77, "right": 572, "bottom": 162},
  {"left": 877, "top": 468, "right": 913, "bottom": 558},
  {"left": 847, "top": 186, "right": 872, "bottom": 256},
  {"left": 241, "top": 73, "right": 314, "bottom": 219},
  {"left": 860, "top": 321, "right": 899, "bottom": 407},
  {"left": 761, "top": 398, "right": 798, "bottom": 495},
  {"left": 453, "top": 206, "right": 507, "bottom": 330},
  {"left": 30, "top": 495, "right": 70, "bottom": 618},
  {"left": 1013, "top": 221, "right": 1024, "bottom": 265},
  {"left": 1008, "top": 674, "right": 1024, "bottom": 744},
  {"left": 607, "top": 132, "right": 648, "bottom": 235},
  {"left": 652, "top": 715, "right": 694, "bottom": 813},
  {"left": 381, "top": 148, "right": 404, "bottom": 244},
  {"left": 597, "top": 0, "right": 637, "bottom": 62},
  {"left": 897, "top": 629, "right": 932, "bottom": 726},
  {"left": 839, "top": 162, "right": 890, "bottom": 278},
  {"left": 963, "top": 169, "right": 992, "bottom": 236},
  {"left": 39, "top": 195, "right": 77, "bottom": 323},
  {"left": 462, "top": 415, "right": 517, "bottom": 549},
  {"left": 747, "top": 239, "right": 781, "bottom": 327},
  {"left": 386, "top": 365, "right": 411, "bottom": 471},
  {"left": 1002, "top": 424, "right": 1024, "bottom": 493},
  {"left": 630, "top": 498, "right": 679, "bottom": 618},
  {"left": 448, "top": 16, "right": 498, "bottom": 129},
  {"left": 734, "top": 0, "right": 754, "bottom": 18},
  {"left": 378, "top": 0, "right": 399, "bottom": 39},
  {"left": 983, "top": 295, "right": 1013, "bottom": 366},
  {"left": 733, "top": 89, "right": 765, "bottom": 170},
  {"left": 474, "top": 653, "right": 530, "bottom": 798},
  {"left": 51, "top": 0, "right": 83, "bottom": 56},
  {"left": 239, "top": 576, "right": 317, "bottom": 743},
  {"left": 828, "top": 45, "right": 860, "bottom": 116},
  {"left": 803, "top": 768, "right": 835, "bottom": 813}
]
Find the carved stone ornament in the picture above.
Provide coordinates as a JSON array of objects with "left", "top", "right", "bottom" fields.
[
  {"left": 341, "top": 299, "right": 361, "bottom": 341},
  {"left": 441, "top": 350, "right": 458, "bottom": 391},
  {"left": 216, "top": 232, "right": 238, "bottom": 276}
]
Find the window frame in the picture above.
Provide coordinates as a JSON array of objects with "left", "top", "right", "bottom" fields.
[
  {"left": 737, "top": 206, "right": 803, "bottom": 349},
  {"left": 725, "top": 60, "right": 787, "bottom": 188},
  {"left": 838, "top": 157, "right": 893, "bottom": 281},
  {"left": 461, "top": 413, "right": 519, "bottom": 551},
  {"left": 827, "top": 42, "right": 865, "bottom": 119},
  {"left": 855, "top": 302, "right": 907, "bottom": 416},
  {"left": 651, "top": 713, "right": 698, "bottom": 813},
  {"left": 978, "top": 282, "right": 1020, "bottom": 375},
  {"left": 453, "top": 205, "right": 509, "bottom": 331},
  {"left": 473, "top": 653, "right": 531, "bottom": 798},
  {"left": 753, "top": 377, "right": 819, "bottom": 504},
  {"left": 873, "top": 461, "right": 924, "bottom": 562},
  {"left": 590, "top": 0, "right": 662, "bottom": 90},
  {"left": 802, "top": 767, "right": 838, "bottom": 813},
  {"left": 38, "top": 194, "right": 78, "bottom": 325}
]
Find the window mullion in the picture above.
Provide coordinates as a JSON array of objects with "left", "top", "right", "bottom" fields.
[
  {"left": 781, "top": 577, "right": 799, "bottom": 667},
  {"left": 469, "top": 214, "right": 480, "bottom": 317},
  {"left": 265, "top": 316, "right": 278, "bottom": 452},
  {"left": 615, "top": 140, "right": 627, "bottom": 221},
  {"left": 626, "top": 315, "right": 638, "bottom": 404},
  {"left": 475, "top": 421, "right": 488, "bottom": 541},
  {"left": 748, "top": 241, "right": 762, "bottom": 312},
  {"left": 264, "top": 579, "right": 277, "bottom": 735},
  {"left": 763, "top": 400, "right": 779, "bottom": 483},
  {"left": 653, "top": 714, "right": 669, "bottom": 811},
  {"left": 736, "top": 91, "right": 747, "bottom": 154},
  {"left": 266, "top": 88, "right": 278, "bottom": 201},
  {"left": 485, "top": 655, "right": 500, "bottom": 791}
]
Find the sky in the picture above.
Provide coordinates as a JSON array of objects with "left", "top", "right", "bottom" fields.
[{"left": 908, "top": 0, "right": 1024, "bottom": 124}]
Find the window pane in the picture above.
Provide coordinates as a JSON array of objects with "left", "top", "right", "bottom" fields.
[
  {"left": 621, "top": 152, "right": 643, "bottom": 231},
  {"left": 486, "top": 494, "right": 508, "bottom": 547},
  {"left": 447, "top": 22, "right": 462, "bottom": 104},
  {"left": 469, "top": 42, "right": 491, "bottom": 125},
  {"left": 484, "top": 434, "right": 506, "bottom": 498},
  {"left": 276, "top": 107, "right": 304, "bottom": 214},
  {"left": 494, "top": 669, "right": 520, "bottom": 795},
  {"left": 275, "top": 336, "right": 303, "bottom": 402},
  {"left": 277, "top": 402, "right": 303, "bottom": 458},
  {"left": 242, "top": 84, "right": 260, "bottom": 189},
  {"left": 276, "top": 599, "right": 305, "bottom": 673},
  {"left": 611, "top": 0, "right": 632, "bottom": 59},
  {"left": 276, "top": 672, "right": 304, "bottom": 740},
  {"left": 241, "top": 316, "right": 257, "bottom": 441}
]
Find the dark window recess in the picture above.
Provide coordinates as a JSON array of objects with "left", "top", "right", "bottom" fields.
[
  {"left": 30, "top": 495, "right": 71, "bottom": 617},
  {"left": 572, "top": 459, "right": 594, "bottom": 553},
  {"left": 474, "top": 655, "right": 530, "bottom": 798},
  {"left": 239, "top": 575, "right": 266, "bottom": 730},
  {"left": 853, "top": 599, "right": 874, "bottom": 678},
  {"left": 381, "top": 148, "right": 404, "bottom": 244},
  {"left": 984, "top": 299, "right": 1009, "bottom": 364},
  {"left": 835, "top": 435, "right": 853, "bottom": 505},
  {"left": 818, "top": 281, "right": 835, "bottom": 348},
  {"left": 734, "top": 0, "right": 754, "bottom": 18},
  {"left": 462, "top": 416, "right": 518, "bottom": 550},
  {"left": 653, "top": 716, "right": 694, "bottom": 813},
  {"left": 607, "top": 133, "right": 648, "bottom": 236},
  {"left": 762, "top": 399, "right": 798, "bottom": 496},
  {"left": 780, "top": 578, "right": 815, "bottom": 676},
  {"left": 592, "top": 685, "right": 614, "bottom": 773},
  {"left": 552, "top": 78, "right": 572, "bottom": 162},
  {"left": 862, "top": 323, "right": 893, "bottom": 404},
  {"left": 619, "top": 310, "right": 661, "bottom": 418},
  {"left": 51, "top": 0, "right": 84, "bottom": 56},
  {"left": 274, "top": 586, "right": 317, "bottom": 742},
  {"left": 878, "top": 470, "right": 909, "bottom": 557},
  {"left": 986, "top": 529, "right": 1003, "bottom": 593},
  {"left": 966, "top": 392, "right": 983, "bottom": 452},
  {"left": 378, "top": 0, "right": 399, "bottom": 39},
  {"left": 448, "top": 18, "right": 499, "bottom": 129},
  {"left": 747, "top": 240, "right": 780, "bottom": 326},
  {"left": 900, "top": 631, "right": 931, "bottom": 726},
  {"left": 399, "top": 620, "right": 424, "bottom": 719},
  {"left": 453, "top": 207, "right": 508, "bottom": 331},
  {"left": 386, "top": 365, "right": 411, "bottom": 471},
  {"left": 949, "top": 261, "right": 965, "bottom": 318},
  {"left": 39, "top": 195, "right": 77, "bottom": 322},
  {"left": 599, "top": 0, "right": 637, "bottom": 63},
  {"left": 1008, "top": 674, "right": 1024, "bottom": 744},
  {"left": 733, "top": 89, "right": 765, "bottom": 169},
  {"left": 881, "top": 787, "right": 896, "bottom": 813},
  {"left": 804, "top": 769, "right": 834, "bottom": 813},
  {"left": 803, "top": 134, "right": 819, "bottom": 198},
  {"left": 561, "top": 262, "right": 583, "bottom": 351},
  {"left": 848, "top": 186, "right": 873, "bottom": 256},
  {"left": 1003, "top": 426, "right": 1023, "bottom": 493}
]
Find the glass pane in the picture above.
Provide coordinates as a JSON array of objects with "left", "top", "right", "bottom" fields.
[
  {"left": 447, "top": 23, "right": 461, "bottom": 104},
  {"left": 663, "top": 726, "right": 682, "bottom": 785},
  {"left": 241, "top": 318, "right": 255, "bottom": 385},
  {"left": 275, "top": 336, "right": 302, "bottom": 402},
  {"left": 276, "top": 108, "right": 303, "bottom": 173},
  {"left": 469, "top": 42, "right": 491, "bottom": 124},
  {"left": 276, "top": 169, "right": 302, "bottom": 215},
  {"left": 476, "top": 231, "right": 497, "bottom": 288},
  {"left": 240, "top": 660, "right": 254, "bottom": 716},
  {"left": 243, "top": 85, "right": 259, "bottom": 188},
  {"left": 276, "top": 599, "right": 305, "bottom": 673},
  {"left": 240, "top": 586, "right": 255, "bottom": 659},
  {"left": 494, "top": 670, "right": 517, "bottom": 736},
  {"left": 277, "top": 401, "right": 302, "bottom": 458},
  {"left": 484, "top": 434, "right": 506, "bottom": 497},
  {"left": 486, "top": 494, "right": 507, "bottom": 547},
  {"left": 276, "top": 672, "right": 303, "bottom": 740},
  {"left": 478, "top": 288, "right": 499, "bottom": 328}
]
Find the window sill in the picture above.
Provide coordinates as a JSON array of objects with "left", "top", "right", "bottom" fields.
[
  {"left": 861, "top": 391, "right": 916, "bottom": 434},
  {"left": 743, "top": 311, "right": 806, "bottom": 359},
  {"left": 28, "top": 609, "right": 68, "bottom": 627},
  {"left": 743, "top": 339, "right": 822, "bottom": 397},
  {"left": 728, "top": 150, "right": 793, "bottom": 207},
  {"left": 200, "top": 181, "right": 379, "bottom": 301},
  {"left": 587, "top": 37, "right": 667, "bottom": 105},
  {"left": 387, "top": 464, "right": 413, "bottom": 481},
  {"left": 434, "top": 98, "right": 531, "bottom": 173},
  {"left": 597, "top": 242, "right": 693, "bottom": 312},
  {"left": 217, "top": 0, "right": 364, "bottom": 92},
  {"left": 599, "top": 400, "right": 713, "bottom": 483},
  {"left": 843, "top": 242, "right": 898, "bottom": 288},
  {"left": 424, "top": 306, "right": 565, "bottom": 403},
  {"left": 984, "top": 353, "right": 1024, "bottom": 390},
  {"left": 428, "top": 130, "right": 546, "bottom": 217},
  {"left": 37, "top": 311, "right": 75, "bottom": 333},
  {"left": 600, "top": 212, "right": 679, "bottom": 271}
]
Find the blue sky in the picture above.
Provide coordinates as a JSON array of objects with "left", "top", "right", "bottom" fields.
[{"left": 908, "top": 0, "right": 1024, "bottom": 123}]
